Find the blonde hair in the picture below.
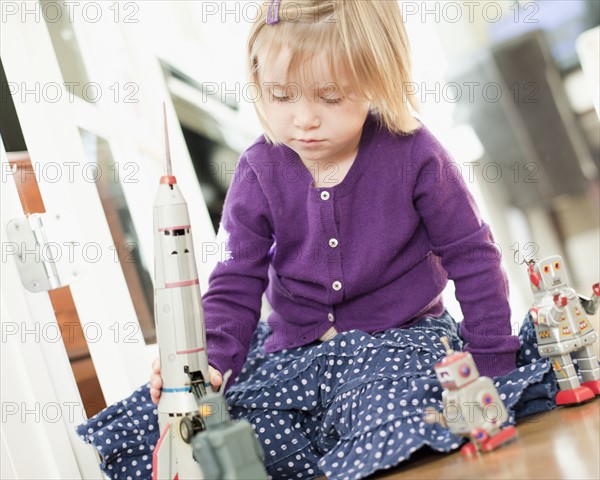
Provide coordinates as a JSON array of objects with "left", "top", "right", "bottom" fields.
[{"left": 247, "top": 0, "right": 421, "bottom": 144}]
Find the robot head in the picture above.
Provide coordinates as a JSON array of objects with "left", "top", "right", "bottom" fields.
[
  {"left": 528, "top": 255, "right": 569, "bottom": 294},
  {"left": 433, "top": 338, "right": 479, "bottom": 390}
]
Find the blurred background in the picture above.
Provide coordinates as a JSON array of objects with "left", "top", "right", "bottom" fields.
[{"left": 1, "top": 1, "right": 599, "bottom": 477}]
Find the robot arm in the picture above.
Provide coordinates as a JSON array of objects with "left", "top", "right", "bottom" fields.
[
  {"left": 579, "top": 283, "right": 600, "bottom": 315},
  {"left": 533, "top": 292, "right": 572, "bottom": 327},
  {"left": 529, "top": 305, "right": 561, "bottom": 328},
  {"left": 424, "top": 406, "right": 448, "bottom": 429},
  {"left": 551, "top": 293, "right": 569, "bottom": 318}
]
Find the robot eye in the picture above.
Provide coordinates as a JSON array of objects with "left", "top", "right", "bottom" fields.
[
  {"left": 553, "top": 262, "right": 561, "bottom": 270},
  {"left": 542, "top": 265, "right": 551, "bottom": 274},
  {"left": 459, "top": 365, "right": 471, "bottom": 377}
]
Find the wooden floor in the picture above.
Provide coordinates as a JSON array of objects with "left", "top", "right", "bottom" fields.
[{"left": 371, "top": 398, "right": 599, "bottom": 480}]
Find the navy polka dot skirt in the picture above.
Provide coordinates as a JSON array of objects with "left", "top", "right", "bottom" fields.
[
  {"left": 77, "top": 312, "right": 558, "bottom": 480},
  {"left": 77, "top": 388, "right": 157, "bottom": 479}
]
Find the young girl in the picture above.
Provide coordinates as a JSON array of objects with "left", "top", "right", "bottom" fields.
[{"left": 146, "top": 1, "right": 551, "bottom": 478}]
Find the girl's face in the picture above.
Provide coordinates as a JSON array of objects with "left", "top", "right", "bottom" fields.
[{"left": 259, "top": 49, "right": 370, "bottom": 165}]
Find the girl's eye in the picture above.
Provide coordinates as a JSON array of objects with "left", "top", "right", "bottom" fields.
[
  {"left": 272, "top": 95, "right": 290, "bottom": 102},
  {"left": 322, "top": 97, "right": 343, "bottom": 105}
]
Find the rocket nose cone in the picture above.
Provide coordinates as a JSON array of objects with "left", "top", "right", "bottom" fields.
[{"left": 160, "top": 175, "right": 177, "bottom": 185}]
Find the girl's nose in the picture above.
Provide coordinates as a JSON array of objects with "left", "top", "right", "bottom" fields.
[{"left": 293, "top": 101, "right": 320, "bottom": 130}]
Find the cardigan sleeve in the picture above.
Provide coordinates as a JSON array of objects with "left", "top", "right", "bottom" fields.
[
  {"left": 411, "top": 129, "right": 519, "bottom": 377},
  {"left": 202, "top": 151, "right": 274, "bottom": 385}
]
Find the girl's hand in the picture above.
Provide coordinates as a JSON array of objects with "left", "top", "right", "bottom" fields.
[{"left": 150, "top": 357, "right": 224, "bottom": 405}]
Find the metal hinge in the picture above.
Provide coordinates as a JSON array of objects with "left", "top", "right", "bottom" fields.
[{"left": 5, "top": 212, "right": 84, "bottom": 292}]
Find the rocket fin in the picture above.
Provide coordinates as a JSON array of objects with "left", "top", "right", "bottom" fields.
[{"left": 153, "top": 422, "right": 177, "bottom": 480}]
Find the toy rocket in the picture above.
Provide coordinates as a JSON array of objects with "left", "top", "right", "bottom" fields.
[
  {"left": 152, "top": 105, "right": 210, "bottom": 479},
  {"left": 152, "top": 105, "right": 268, "bottom": 480}
]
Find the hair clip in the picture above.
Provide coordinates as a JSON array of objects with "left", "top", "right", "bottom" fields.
[{"left": 266, "top": 0, "right": 281, "bottom": 25}]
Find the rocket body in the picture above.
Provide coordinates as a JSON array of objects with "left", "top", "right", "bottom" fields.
[
  {"left": 152, "top": 177, "right": 209, "bottom": 480},
  {"left": 151, "top": 107, "right": 266, "bottom": 479}
]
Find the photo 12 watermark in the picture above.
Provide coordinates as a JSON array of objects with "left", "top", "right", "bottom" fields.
[
  {"left": 399, "top": 1, "right": 539, "bottom": 24},
  {"left": 1, "top": 400, "right": 114, "bottom": 424},
  {"left": 2, "top": 81, "right": 139, "bottom": 104},
  {"left": 398, "top": 160, "right": 540, "bottom": 185},
  {"left": 405, "top": 81, "right": 539, "bottom": 105},
  {"left": 1, "top": 1, "right": 139, "bottom": 24},
  {"left": 199, "top": 1, "right": 336, "bottom": 24},
  {"left": 2, "top": 161, "right": 140, "bottom": 184},
  {"left": 1, "top": 320, "right": 142, "bottom": 345},
  {"left": 2, "top": 240, "right": 142, "bottom": 265}
]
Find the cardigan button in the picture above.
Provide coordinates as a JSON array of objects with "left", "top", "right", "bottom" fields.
[
  {"left": 328, "top": 238, "right": 339, "bottom": 248},
  {"left": 327, "top": 313, "right": 335, "bottom": 322},
  {"left": 332, "top": 281, "right": 342, "bottom": 291},
  {"left": 320, "top": 191, "right": 330, "bottom": 201}
]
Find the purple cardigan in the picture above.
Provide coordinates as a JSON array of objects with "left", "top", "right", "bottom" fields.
[{"left": 203, "top": 113, "right": 519, "bottom": 381}]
